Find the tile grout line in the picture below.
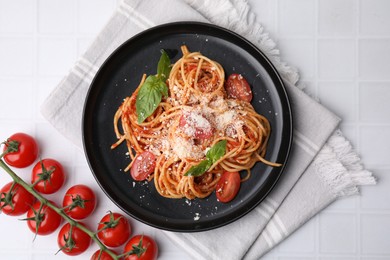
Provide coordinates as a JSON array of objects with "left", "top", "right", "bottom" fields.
[
  {"left": 314, "top": 0, "right": 320, "bottom": 258},
  {"left": 356, "top": 0, "right": 362, "bottom": 259}
]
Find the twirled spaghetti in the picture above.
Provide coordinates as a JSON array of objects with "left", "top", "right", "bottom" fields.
[{"left": 112, "top": 45, "right": 280, "bottom": 201}]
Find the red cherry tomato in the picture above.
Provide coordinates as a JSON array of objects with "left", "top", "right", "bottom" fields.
[
  {"left": 0, "top": 182, "right": 35, "bottom": 216},
  {"left": 131, "top": 151, "right": 156, "bottom": 181},
  {"left": 123, "top": 235, "right": 158, "bottom": 260},
  {"left": 26, "top": 200, "right": 62, "bottom": 236},
  {"left": 97, "top": 212, "right": 131, "bottom": 248},
  {"left": 91, "top": 250, "right": 116, "bottom": 260},
  {"left": 225, "top": 74, "right": 253, "bottom": 102},
  {"left": 179, "top": 113, "right": 214, "bottom": 140},
  {"left": 62, "top": 184, "right": 96, "bottom": 220},
  {"left": 57, "top": 222, "right": 91, "bottom": 256},
  {"left": 31, "top": 159, "right": 66, "bottom": 194},
  {"left": 215, "top": 171, "right": 241, "bottom": 203},
  {"left": 3, "top": 132, "right": 39, "bottom": 168}
]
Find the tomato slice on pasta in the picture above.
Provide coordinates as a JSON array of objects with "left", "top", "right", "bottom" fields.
[
  {"left": 225, "top": 73, "right": 253, "bottom": 102},
  {"left": 131, "top": 151, "right": 156, "bottom": 181},
  {"left": 215, "top": 171, "right": 241, "bottom": 203}
]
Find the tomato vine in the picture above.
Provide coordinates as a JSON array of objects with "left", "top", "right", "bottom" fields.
[{"left": 0, "top": 139, "right": 121, "bottom": 259}]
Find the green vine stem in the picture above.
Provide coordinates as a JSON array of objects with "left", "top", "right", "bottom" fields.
[{"left": 0, "top": 159, "right": 120, "bottom": 260}]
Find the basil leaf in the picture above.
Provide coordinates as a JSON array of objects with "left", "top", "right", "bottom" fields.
[
  {"left": 157, "top": 49, "right": 171, "bottom": 82},
  {"left": 185, "top": 159, "right": 212, "bottom": 177},
  {"left": 184, "top": 140, "right": 227, "bottom": 177},
  {"left": 136, "top": 75, "right": 168, "bottom": 123},
  {"left": 136, "top": 50, "right": 171, "bottom": 123},
  {"left": 206, "top": 140, "right": 227, "bottom": 164}
]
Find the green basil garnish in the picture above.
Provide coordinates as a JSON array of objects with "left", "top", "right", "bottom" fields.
[
  {"left": 185, "top": 140, "right": 227, "bottom": 177},
  {"left": 136, "top": 49, "right": 171, "bottom": 124},
  {"left": 157, "top": 49, "right": 171, "bottom": 82}
]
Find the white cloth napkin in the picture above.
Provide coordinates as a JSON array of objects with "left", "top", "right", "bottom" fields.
[{"left": 41, "top": 0, "right": 376, "bottom": 259}]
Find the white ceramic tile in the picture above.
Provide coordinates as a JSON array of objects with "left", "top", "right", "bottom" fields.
[
  {"left": 320, "top": 257, "right": 355, "bottom": 260},
  {"left": 361, "top": 257, "right": 390, "bottom": 260},
  {"left": 359, "top": 39, "right": 390, "bottom": 80},
  {"left": 0, "top": 0, "right": 35, "bottom": 33},
  {"left": 360, "top": 125, "right": 390, "bottom": 166},
  {"left": 73, "top": 165, "right": 102, "bottom": 193},
  {"left": 318, "top": 81, "right": 357, "bottom": 122},
  {"left": 35, "top": 122, "right": 76, "bottom": 163},
  {"left": 318, "top": 39, "right": 356, "bottom": 80},
  {"left": 278, "top": 39, "right": 315, "bottom": 79},
  {"left": 318, "top": 0, "right": 357, "bottom": 35},
  {"left": 0, "top": 253, "right": 31, "bottom": 260},
  {"left": 360, "top": 169, "right": 390, "bottom": 210},
  {"left": 278, "top": 0, "right": 315, "bottom": 36},
  {"left": 32, "top": 254, "right": 70, "bottom": 260},
  {"left": 361, "top": 214, "right": 390, "bottom": 254},
  {"left": 247, "top": 0, "right": 278, "bottom": 36},
  {"left": 324, "top": 195, "right": 357, "bottom": 211},
  {"left": 0, "top": 214, "right": 33, "bottom": 250},
  {"left": 319, "top": 213, "right": 356, "bottom": 253},
  {"left": 37, "top": 37, "right": 76, "bottom": 76},
  {"left": 339, "top": 124, "right": 358, "bottom": 148},
  {"left": 0, "top": 78, "right": 34, "bottom": 120},
  {"left": 277, "top": 217, "right": 315, "bottom": 253},
  {"left": 30, "top": 225, "right": 62, "bottom": 250},
  {"left": 279, "top": 257, "right": 316, "bottom": 260},
  {"left": 359, "top": 82, "right": 390, "bottom": 122},
  {"left": 38, "top": 0, "right": 75, "bottom": 33},
  {"left": 0, "top": 37, "right": 34, "bottom": 76},
  {"left": 360, "top": 0, "right": 390, "bottom": 35},
  {"left": 78, "top": 0, "right": 115, "bottom": 34}
]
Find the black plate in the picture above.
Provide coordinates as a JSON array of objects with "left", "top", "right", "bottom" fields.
[{"left": 83, "top": 22, "right": 292, "bottom": 232}]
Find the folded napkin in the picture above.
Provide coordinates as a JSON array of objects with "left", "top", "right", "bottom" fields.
[{"left": 41, "top": 0, "right": 376, "bottom": 259}]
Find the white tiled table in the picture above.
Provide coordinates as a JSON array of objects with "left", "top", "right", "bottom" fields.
[{"left": 0, "top": 0, "right": 389, "bottom": 259}]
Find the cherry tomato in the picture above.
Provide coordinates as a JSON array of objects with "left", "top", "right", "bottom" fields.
[
  {"left": 97, "top": 212, "right": 131, "bottom": 248},
  {"left": 225, "top": 74, "right": 253, "bottom": 102},
  {"left": 215, "top": 171, "right": 241, "bottom": 203},
  {"left": 57, "top": 222, "right": 91, "bottom": 256},
  {"left": 123, "top": 235, "right": 158, "bottom": 260},
  {"left": 0, "top": 182, "right": 35, "bottom": 216},
  {"left": 91, "top": 250, "right": 116, "bottom": 260},
  {"left": 62, "top": 184, "right": 96, "bottom": 220},
  {"left": 3, "top": 132, "right": 39, "bottom": 168},
  {"left": 131, "top": 151, "right": 156, "bottom": 181},
  {"left": 179, "top": 113, "right": 214, "bottom": 140},
  {"left": 26, "top": 200, "right": 62, "bottom": 236},
  {"left": 31, "top": 159, "right": 66, "bottom": 194}
]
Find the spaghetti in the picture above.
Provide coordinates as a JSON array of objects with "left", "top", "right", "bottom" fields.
[{"left": 112, "top": 45, "right": 280, "bottom": 201}]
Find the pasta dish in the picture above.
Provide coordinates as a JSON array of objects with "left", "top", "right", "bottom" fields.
[{"left": 111, "top": 45, "right": 280, "bottom": 202}]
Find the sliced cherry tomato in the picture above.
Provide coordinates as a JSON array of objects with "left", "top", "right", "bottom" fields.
[
  {"left": 2, "top": 132, "right": 39, "bottom": 168},
  {"left": 62, "top": 184, "right": 96, "bottom": 220},
  {"left": 179, "top": 113, "right": 214, "bottom": 140},
  {"left": 131, "top": 151, "right": 156, "bottom": 181},
  {"left": 123, "top": 235, "right": 158, "bottom": 260},
  {"left": 26, "top": 200, "right": 62, "bottom": 236},
  {"left": 57, "top": 222, "right": 91, "bottom": 256},
  {"left": 0, "top": 182, "right": 35, "bottom": 216},
  {"left": 31, "top": 158, "right": 66, "bottom": 194},
  {"left": 97, "top": 212, "right": 131, "bottom": 248},
  {"left": 91, "top": 250, "right": 116, "bottom": 260},
  {"left": 225, "top": 73, "right": 253, "bottom": 102},
  {"left": 215, "top": 171, "right": 241, "bottom": 203}
]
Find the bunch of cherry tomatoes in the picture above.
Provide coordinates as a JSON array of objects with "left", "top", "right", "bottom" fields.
[{"left": 0, "top": 133, "right": 158, "bottom": 260}]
